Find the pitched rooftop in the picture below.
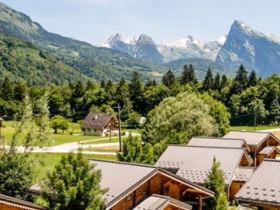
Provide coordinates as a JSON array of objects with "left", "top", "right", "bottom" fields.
[
  {"left": 81, "top": 112, "right": 115, "bottom": 130},
  {"left": 223, "top": 131, "right": 277, "bottom": 146},
  {"left": 133, "top": 194, "right": 192, "bottom": 210},
  {"left": 188, "top": 137, "right": 246, "bottom": 148},
  {"left": 235, "top": 159, "right": 280, "bottom": 205},
  {"left": 155, "top": 145, "right": 249, "bottom": 185}
]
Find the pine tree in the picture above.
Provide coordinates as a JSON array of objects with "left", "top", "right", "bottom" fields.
[
  {"left": 42, "top": 153, "right": 106, "bottom": 210},
  {"left": 230, "top": 64, "right": 248, "bottom": 94},
  {"left": 220, "top": 74, "right": 228, "bottom": 89},
  {"left": 162, "top": 69, "right": 175, "bottom": 87},
  {"left": 180, "top": 64, "right": 197, "bottom": 85},
  {"left": 248, "top": 70, "right": 258, "bottom": 87},
  {"left": 202, "top": 67, "right": 214, "bottom": 91},
  {"left": 204, "top": 157, "right": 228, "bottom": 210},
  {"left": 129, "top": 72, "right": 144, "bottom": 114},
  {"left": 213, "top": 73, "right": 221, "bottom": 91}
]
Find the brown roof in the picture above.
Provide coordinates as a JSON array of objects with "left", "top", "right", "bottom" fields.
[
  {"left": 223, "top": 131, "right": 280, "bottom": 146},
  {"left": 133, "top": 194, "right": 192, "bottom": 210},
  {"left": 90, "top": 159, "right": 214, "bottom": 209},
  {"left": 235, "top": 159, "right": 280, "bottom": 205},
  {"left": 156, "top": 145, "right": 252, "bottom": 185},
  {"left": 0, "top": 193, "right": 46, "bottom": 210},
  {"left": 259, "top": 146, "right": 280, "bottom": 155},
  {"left": 81, "top": 112, "right": 116, "bottom": 130}
]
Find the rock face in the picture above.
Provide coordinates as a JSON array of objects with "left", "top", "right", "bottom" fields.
[{"left": 216, "top": 20, "right": 280, "bottom": 77}]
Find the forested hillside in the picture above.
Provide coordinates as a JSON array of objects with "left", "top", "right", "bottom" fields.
[{"left": 0, "top": 36, "right": 90, "bottom": 84}]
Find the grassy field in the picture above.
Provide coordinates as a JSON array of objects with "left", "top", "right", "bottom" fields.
[
  {"left": 230, "top": 125, "right": 280, "bottom": 131},
  {"left": 83, "top": 145, "right": 119, "bottom": 152},
  {"left": 1, "top": 121, "right": 118, "bottom": 146},
  {"left": 31, "top": 153, "right": 116, "bottom": 183}
]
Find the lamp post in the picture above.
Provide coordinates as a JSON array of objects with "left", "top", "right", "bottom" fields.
[
  {"left": 0, "top": 117, "right": 3, "bottom": 150},
  {"left": 114, "top": 103, "right": 122, "bottom": 152}
]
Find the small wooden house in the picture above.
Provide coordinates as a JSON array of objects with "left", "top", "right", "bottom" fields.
[
  {"left": 90, "top": 160, "right": 214, "bottom": 210},
  {"left": 81, "top": 112, "right": 118, "bottom": 136},
  {"left": 223, "top": 131, "right": 280, "bottom": 166},
  {"left": 0, "top": 193, "right": 46, "bottom": 210},
  {"left": 155, "top": 144, "right": 253, "bottom": 200},
  {"left": 235, "top": 159, "right": 280, "bottom": 210}
]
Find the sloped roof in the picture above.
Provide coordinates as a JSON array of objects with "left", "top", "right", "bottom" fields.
[
  {"left": 233, "top": 167, "right": 254, "bottom": 182},
  {"left": 81, "top": 112, "right": 116, "bottom": 130},
  {"left": 235, "top": 159, "right": 280, "bottom": 205},
  {"left": 188, "top": 137, "right": 246, "bottom": 148},
  {"left": 133, "top": 194, "right": 192, "bottom": 210},
  {"left": 155, "top": 145, "right": 249, "bottom": 185},
  {"left": 223, "top": 131, "right": 279, "bottom": 146},
  {"left": 259, "top": 146, "right": 279, "bottom": 155},
  {"left": 90, "top": 159, "right": 213, "bottom": 209},
  {"left": 0, "top": 193, "right": 46, "bottom": 210}
]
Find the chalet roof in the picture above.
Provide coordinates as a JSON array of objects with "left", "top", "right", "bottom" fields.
[
  {"left": 259, "top": 146, "right": 279, "bottom": 155},
  {"left": 133, "top": 194, "right": 192, "bottom": 210},
  {"left": 81, "top": 112, "right": 116, "bottom": 130},
  {"left": 188, "top": 137, "right": 246, "bottom": 148},
  {"left": 155, "top": 145, "right": 249, "bottom": 185},
  {"left": 223, "top": 131, "right": 280, "bottom": 146},
  {"left": 0, "top": 193, "right": 46, "bottom": 210},
  {"left": 235, "top": 159, "right": 280, "bottom": 205},
  {"left": 233, "top": 167, "right": 254, "bottom": 182},
  {"left": 90, "top": 159, "right": 214, "bottom": 209}
]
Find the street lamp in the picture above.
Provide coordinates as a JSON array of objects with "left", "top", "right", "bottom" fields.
[{"left": 0, "top": 117, "right": 2, "bottom": 139}]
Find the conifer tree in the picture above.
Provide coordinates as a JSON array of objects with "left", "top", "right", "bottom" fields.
[
  {"left": 220, "top": 74, "right": 228, "bottom": 89},
  {"left": 202, "top": 67, "right": 214, "bottom": 91},
  {"left": 204, "top": 157, "right": 228, "bottom": 210},
  {"left": 180, "top": 64, "right": 197, "bottom": 85},
  {"left": 248, "top": 70, "right": 258, "bottom": 87},
  {"left": 213, "top": 73, "right": 221, "bottom": 91},
  {"left": 230, "top": 64, "right": 248, "bottom": 94},
  {"left": 42, "top": 153, "right": 105, "bottom": 210},
  {"left": 129, "top": 71, "right": 144, "bottom": 114},
  {"left": 162, "top": 69, "right": 176, "bottom": 87}
]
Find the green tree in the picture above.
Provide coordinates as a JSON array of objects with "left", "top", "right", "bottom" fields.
[
  {"left": 142, "top": 92, "right": 218, "bottom": 145},
  {"left": 220, "top": 74, "right": 229, "bottom": 90},
  {"left": 213, "top": 73, "right": 221, "bottom": 91},
  {"left": 42, "top": 153, "right": 105, "bottom": 210},
  {"left": 50, "top": 115, "right": 69, "bottom": 134},
  {"left": 0, "top": 152, "right": 33, "bottom": 201},
  {"left": 202, "top": 67, "right": 214, "bottom": 91},
  {"left": 230, "top": 64, "right": 248, "bottom": 94},
  {"left": 117, "top": 135, "right": 143, "bottom": 163},
  {"left": 204, "top": 157, "right": 228, "bottom": 210},
  {"left": 162, "top": 69, "right": 176, "bottom": 88},
  {"left": 248, "top": 70, "right": 258, "bottom": 87},
  {"left": 269, "top": 99, "right": 280, "bottom": 124},
  {"left": 180, "top": 64, "right": 197, "bottom": 85},
  {"left": 129, "top": 72, "right": 144, "bottom": 114},
  {"left": 126, "top": 112, "right": 140, "bottom": 128}
]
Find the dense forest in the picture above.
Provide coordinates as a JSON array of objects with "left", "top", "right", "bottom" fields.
[{"left": 1, "top": 63, "right": 280, "bottom": 128}]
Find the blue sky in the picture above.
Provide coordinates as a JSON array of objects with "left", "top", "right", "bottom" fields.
[{"left": 2, "top": 0, "right": 280, "bottom": 45}]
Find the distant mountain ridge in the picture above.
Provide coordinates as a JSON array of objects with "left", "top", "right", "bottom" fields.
[{"left": 104, "top": 21, "right": 280, "bottom": 77}]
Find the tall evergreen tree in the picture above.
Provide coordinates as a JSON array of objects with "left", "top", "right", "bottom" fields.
[
  {"left": 180, "top": 64, "right": 197, "bottom": 85},
  {"left": 202, "top": 67, "right": 214, "bottom": 91},
  {"left": 213, "top": 73, "right": 221, "bottom": 91},
  {"left": 230, "top": 64, "right": 248, "bottom": 94},
  {"left": 248, "top": 70, "right": 258, "bottom": 87},
  {"left": 204, "top": 157, "right": 228, "bottom": 210},
  {"left": 129, "top": 72, "right": 144, "bottom": 114},
  {"left": 220, "top": 74, "right": 228, "bottom": 89},
  {"left": 162, "top": 69, "right": 176, "bottom": 88}
]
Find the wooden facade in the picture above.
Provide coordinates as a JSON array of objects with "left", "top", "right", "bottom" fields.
[
  {"left": 109, "top": 171, "right": 213, "bottom": 210},
  {"left": 0, "top": 194, "right": 45, "bottom": 210}
]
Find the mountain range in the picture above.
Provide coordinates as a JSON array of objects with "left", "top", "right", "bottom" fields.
[
  {"left": 104, "top": 21, "right": 280, "bottom": 77},
  {"left": 0, "top": 1, "right": 280, "bottom": 83}
]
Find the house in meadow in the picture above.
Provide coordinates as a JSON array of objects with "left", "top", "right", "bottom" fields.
[
  {"left": 81, "top": 112, "right": 118, "bottom": 136},
  {"left": 223, "top": 131, "right": 280, "bottom": 166}
]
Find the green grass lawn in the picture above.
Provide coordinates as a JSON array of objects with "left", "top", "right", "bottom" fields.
[
  {"left": 31, "top": 153, "right": 116, "bottom": 183},
  {"left": 230, "top": 125, "right": 280, "bottom": 131}
]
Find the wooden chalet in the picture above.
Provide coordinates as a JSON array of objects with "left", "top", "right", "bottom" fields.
[
  {"left": 90, "top": 160, "right": 214, "bottom": 210},
  {"left": 235, "top": 159, "right": 280, "bottom": 210},
  {"left": 0, "top": 193, "right": 46, "bottom": 210},
  {"left": 223, "top": 131, "right": 280, "bottom": 166},
  {"left": 155, "top": 145, "right": 254, "bottom": 200},
  {"left": 81, "top": 112, "right": 118, "bottom": 136}
]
